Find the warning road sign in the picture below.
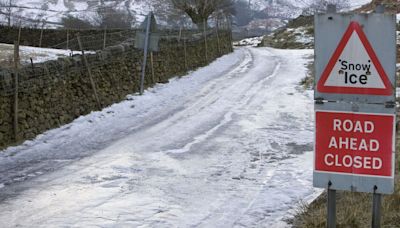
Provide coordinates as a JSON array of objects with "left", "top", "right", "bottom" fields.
[
  {"left": 314, "top": 14, "right": 396, "bottom": 103},
  {"left": 313, "top": 109, "right": 396, "bottom": 194},
  {"left": 314, "top": 9, "right": 396, "bottom": 226},
  {"left": 317, "top": 22, "right": 392, "bottom": 95},
  {"left": 315, "top": 111, "right": 395, "bottom": 177}
]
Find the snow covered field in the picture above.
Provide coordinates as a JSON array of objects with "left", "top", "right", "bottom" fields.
[
  {"left": 0, "top": 43, "right": 72, "bottom": 67},
  {"left": 0, "top": 47, "right": 321, "bottom": 227}
]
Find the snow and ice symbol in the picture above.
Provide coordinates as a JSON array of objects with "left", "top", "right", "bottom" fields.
[{"left": 317, "top": 21, "right": 392, "bottom": 95}]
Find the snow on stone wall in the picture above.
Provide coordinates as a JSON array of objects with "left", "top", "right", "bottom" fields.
[{"left": 0, "top": 32, "right": 232, "bottom": 148}]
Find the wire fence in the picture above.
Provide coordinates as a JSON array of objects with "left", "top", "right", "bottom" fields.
[
  {"left": 0, "top": 18, "right": 232, "bottom": 49},
  {"left": 0, "top": 23, "right": 233, "bottom": 97}
]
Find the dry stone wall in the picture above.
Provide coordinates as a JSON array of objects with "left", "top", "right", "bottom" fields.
[
  {"left": 0, "top": 32, "right": 232, "bottom": 149},
  {"left": 0, "top": 25, "right": 136, "bottom": 50}
]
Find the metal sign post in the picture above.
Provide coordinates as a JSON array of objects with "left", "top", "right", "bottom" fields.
[
  {"left": 372, "top": 186, "right": 381, "bottom": 228},
  {"left": 327, "top": 183, "right": 336, "bottom": 228},
  {"left": 314, "top": 4, "right": 396, "bottom": 227},
  {"left": 140, "top": 12, "right": 152, "bottom": 95},
  {"left": 135, "top": 12, "right": 160, "bottom": 95}
]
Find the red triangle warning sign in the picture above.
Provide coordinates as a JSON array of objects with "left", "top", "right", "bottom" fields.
[{"left": 317, "top": 21, "right": 393, "bottom": 96}]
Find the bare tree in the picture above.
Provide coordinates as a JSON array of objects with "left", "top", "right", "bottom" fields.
[
  {"left": 152, "top": 0, "right": 187, "bottom": 28},
  {"left": 0, "top": 0, "right": 13, "bottom": 26},
  {"left": 94, "top": 5, "right": 133, "bottom": 29},
  {"left": 171, "top": 0, "right": 235, "bottom": 28}
]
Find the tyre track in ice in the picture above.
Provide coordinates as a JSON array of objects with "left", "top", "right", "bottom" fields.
[
  {"left": 156, "top": 49, "right": 281, "bottom": 154},
  {"left": 122, "top": 47, "right": 285, "bottom": 227},
  {"left": 132, "top": 48, "right": 255, "bottom": 151},
  {"left": 187, "top": 49, "right": 284, "bottom": 227},
  {"left": 127, "top": 48, "right": 300, "bottom": 227},
  {"left": 192, "top": 48, "right": 317, "bottom": 227}
]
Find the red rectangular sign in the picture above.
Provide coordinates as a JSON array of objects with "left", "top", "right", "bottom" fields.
[{"left": 315, "top": 111, "right": 395, "bottom": 177}]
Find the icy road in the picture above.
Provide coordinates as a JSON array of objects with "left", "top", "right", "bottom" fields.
[{"left": 0, "top": 47, "right": 321, "bottom": 227}]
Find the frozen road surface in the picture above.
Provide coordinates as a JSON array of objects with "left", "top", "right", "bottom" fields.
[{"left": 0, "top": 47, "right": 321, "bottom": 227}]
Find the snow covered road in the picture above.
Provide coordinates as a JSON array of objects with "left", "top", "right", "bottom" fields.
[{"left": 0, "top": 47, "right": 321, "bottom": 227}]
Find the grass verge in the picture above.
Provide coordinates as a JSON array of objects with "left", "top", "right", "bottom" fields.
[{"left": 291, "top": 137, "right": 400, "bottom": 227}]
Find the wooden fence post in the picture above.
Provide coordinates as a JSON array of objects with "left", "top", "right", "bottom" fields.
[
  {"left": 66, "top": 30, "right": 70, "bottom": 50},
  {"left": 76, "top": 34, "right": 102, "bottom": 109},
  {"left": 30, "top": 58, "right": 34, "bottom": 73},
  {"left": 216, "top": 16, "right": 221, "bottom": 55},
  {"left": 178, "top": 25, "right": 182, "bottom": 41},
  {"left": 39, "top": 22, "right": 44, "bottom": 48},
  {"left": 12, "top": 23, "right": 22, "bottom": 141},
  {"left": 183, "top": 37, "right": 188, "bottom": 71},
  {"left": 203, "top": 19, "right": 208, "bottom": 62},
  {"left": 13, "top": 41, "right": 20, "bottom": 141},
  {"left": 228, "top": 16, "right": 233, "bottom": 52},
  {"left": 103, "top": 27, "right": 107, "bottom": 49},
  {"left": 18, "top": 22, "right": 22, "bottom": 43},
  {"left": 150, "top": 52, "right": 155, "bottom": 83}
]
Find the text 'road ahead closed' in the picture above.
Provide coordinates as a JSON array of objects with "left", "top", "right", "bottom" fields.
[{"left": 315, "top": 111, "right": 394, "bottom": 177}]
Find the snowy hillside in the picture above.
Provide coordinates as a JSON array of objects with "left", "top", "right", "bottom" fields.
[
  {"left": 253, "top": 0, "right": 373, "bottom": 10},
  {"left": 2, "top": 0, "right": 181, "bottom": 28},
  {"left": 1, "top": 0, "right": 374, "bottom": 36},
  {"left": 3, "top": 0, "right": 374, "bottom": 28},
  {"left": 250, "top": 0, "right": 373, "bottom": 17},
  {"left": 234, "top": 0, "right": 372, "bottom": 37}
]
